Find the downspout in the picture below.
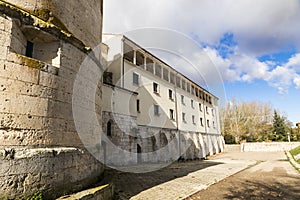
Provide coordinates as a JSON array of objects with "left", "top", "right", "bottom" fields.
[
  {"left": 174, "top": 85, "right": 180, "bottom": 159},
  {"left": 121, "top": 37, "right": 125, "bottom": 88},
  {"left": 203, "top": 98, "right": 209, "bottom": 156},
  {"left": 173, "top": 72, "right": 181, "bottom": 159}
]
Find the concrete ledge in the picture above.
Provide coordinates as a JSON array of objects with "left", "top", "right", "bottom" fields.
[
  {"left": 57, "top": 184, "right": 114, "bottom": 200},
  {"left": 241, "top": 142, "right": 300, "bottom": 152},
  {"left": 224, "top": 144, "right": 241, "bottom": 152},
  {"left": 286, "top": 151, "right": 300, "bottom": 172}
]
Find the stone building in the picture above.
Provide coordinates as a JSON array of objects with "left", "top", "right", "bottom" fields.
[
  {"left": 0, "top": 0, "right": 224, "bottom": 197},
  {"left": 101, "top": 34, "right": 225, "bottom": 167},
  {"left": 0, "top": 0, "right": 103, "bottom": 199}
]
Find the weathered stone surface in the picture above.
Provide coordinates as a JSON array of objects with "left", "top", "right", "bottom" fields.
[
  {"left": 102, "top": 111, "right": 225, "bottom": 166},
  {"left": 0, "top": 147, "right": 104, "bottom": 200},
  {"left": 57, "top": 184, "right": 114, "bottom": 200},
  {"left": 0, "top": 1, "right": 103, "bottom": 199},
  {"left": 4, "top": 0, "right": 102, "bottom": 48}
]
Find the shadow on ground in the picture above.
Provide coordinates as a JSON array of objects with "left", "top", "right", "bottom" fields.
[
  {"left": 187, "top": 163, "right": 300, "bottom": 200},
  {"left": 223, "top": 173, "right": 300, "bottom": 200},
  {"left": 101, "top": 160, "right": 223, "bottom": 200}
]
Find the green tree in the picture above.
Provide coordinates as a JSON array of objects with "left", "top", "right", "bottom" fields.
[{"left": 272, "top": 110, "right": 286, "bottom": 141}]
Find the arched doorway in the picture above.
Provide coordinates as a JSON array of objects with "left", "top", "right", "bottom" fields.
[
  {"left": 107, "top": 121, "right": 112, "bottom": 137},
  {"left": 137, "top": 144, "right": 142, "bottom": 163}
]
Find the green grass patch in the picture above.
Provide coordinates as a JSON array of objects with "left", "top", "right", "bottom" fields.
[{"left": 290, "top": 146, "right": 300, "bottom": 164}]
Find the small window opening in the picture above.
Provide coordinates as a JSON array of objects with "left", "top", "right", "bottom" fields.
[{"left": 25, "top": 41, "right": 34, "bottom": 58}]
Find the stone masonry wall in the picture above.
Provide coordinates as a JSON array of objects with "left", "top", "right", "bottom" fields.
[
  {"left": 102, "top": 111, "right": 225, "bottom": 166},
  {"left": 3, "top": 0, "right": 102, "bottom": 48},
  {"left": 0, "top": 2, "right": 103, "bottom": 199}
]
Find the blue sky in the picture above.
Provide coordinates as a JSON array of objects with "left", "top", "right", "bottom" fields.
[{"left": 103, "top": 0, "right": 300, "bottom": 125}]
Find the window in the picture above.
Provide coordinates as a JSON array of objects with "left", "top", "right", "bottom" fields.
[
  {"left": 181, "top": 95, "right": 185, "bottom": 105},
  {"left": 200, "top": 118, "right": 204, "bottom": 127},
  {"left": 25, "top": 41, "right": 34, "bottom": 58},
  {"left": 146, "top": 58, "right": 154, "bottom": 73},
  {"left": 192, "top": 115, "right": 195, "bottom": 124},
  {"left": 186, "top": 83, "right": 191, "bottom": 93},
  {"left": 199, "top": 103, "right": 202, "bottom": 111},
  {"left": 155, "top": 64, "right": 162, "bottom": 77},
  {"left": 153, "top": 82, "right": 159, "bottom": 93},
  {"left": 124, "top": 43, "right": 134, "bottom": 63},
  {"left": 182, "top": 80, "right": 186, "bottom": 90},
  {"left": 213, "top": 121, "right": 216, "bottom": 129},
  {"left": 209, "top": 96, "right": 212, "bottom": 104},
  {"left": 176, "top": 76, "right": 181, "bottom": 87},
  {"left": 212, "top": 108, "right": 214, "bottom": 116},
  {"left": 182, "top": 113, "right": 186, "bottom": 122},
  {"left": 133, "top": 72, "right": 139, "bottom": 85},
  {"left": 191, "top": 85, "right": 195, "bottom": 95},
  {"left": 206, "top": 106, "right": 209, "bottom": 114},
  {"left": 154, "top": 105, "right": 159, "bottom": 116},
  {"left": 169, "top": 89, "right": 173, "bottom": 100},
  {"left": 136, "top": 51, "right": 145, "bottom": 67},
  {"left": 170, "top": 72, "right": 175, "bottom": 84},
  {"left": 207, "top": 120, "right": 210, "bottom": 127},
  {"left": 103, "top": 71, "right": 113, "bottom": 85},
  {"left": 137, "top": 100, "right": 140, "bottom": 113},
  {"left": 170, "top": 109, "right": 175, "bottom": 120},
  {"left": 191, "top": 99, "right": 194, "bottom": 108},
  {"left": 163, "top": 68, "right": 169, "bottom": 81},
  {"left": 195, "top": 89, "right": 199, "bottom": 97}
]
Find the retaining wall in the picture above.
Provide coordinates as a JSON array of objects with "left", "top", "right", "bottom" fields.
[{"left": 241, "top": 142, "right": 300, "bottom": 152}]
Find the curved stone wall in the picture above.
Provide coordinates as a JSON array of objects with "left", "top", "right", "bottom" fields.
[
  {"left": 3, "top": 0, "right": 102, "bottom": 48},
  {"left": 0, "top": 1, "right": 103, "bottom": 198}
]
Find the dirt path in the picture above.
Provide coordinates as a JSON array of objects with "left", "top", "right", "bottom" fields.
[
  {"left": 186, "top": 152, "right": 300, "bottom": 200},
  {"left": 103, "top": 152, "right": 256, "bottom": 200}
]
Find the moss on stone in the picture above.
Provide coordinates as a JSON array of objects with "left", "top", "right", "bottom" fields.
[
  {"left": 15, "top": 54, "right": 44, "bottom": 69},
  {"left": 0, "top": 0, "right": 90, "bottom": 52},
  {"left": 0, "top": 0, "right": 71, "bottom": 35}
]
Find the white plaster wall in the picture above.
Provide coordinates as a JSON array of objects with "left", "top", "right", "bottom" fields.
[
  {"left": 102, "top": 84, "right": 137, "bottom": 117},
  {"left": 124, "top": 61, "right": 177, "bottom": 129},
  {"left": 176, "top": 88, "right": 206, "bottom": 133}
]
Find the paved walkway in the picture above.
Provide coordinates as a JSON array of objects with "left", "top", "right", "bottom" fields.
[
  {"left": 104, "top": 152, "right": 257, "bottom": 200},
  {"left": 186, "top": 151, "right": 300, "bottom": 200}
]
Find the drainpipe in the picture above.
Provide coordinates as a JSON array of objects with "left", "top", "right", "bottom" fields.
[
  {"left": 174, "top": 85, "right": 180, "bottom": 159},
  {"left": 203, "top": 98, "right": 209, "bottom": 157},
  {"left": 121, "top": 38, "right": 125, "bottom": 88}
]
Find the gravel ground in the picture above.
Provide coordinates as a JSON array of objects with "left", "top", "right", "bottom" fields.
[
  {"left": 102, "top": 151, "right": 299, "bottom": 200},
  {"left": 103, "top": 152, "right": 256, "bottom": 199},
  {"left": 186, "top": 151, "right": 300, "bottom": 200}
]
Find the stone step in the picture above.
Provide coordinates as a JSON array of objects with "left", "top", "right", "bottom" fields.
[{"left": 56, "top": 184, "right": 114, "bottom": 200}]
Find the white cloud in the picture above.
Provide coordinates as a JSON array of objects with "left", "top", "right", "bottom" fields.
[
  {"left": 283, "top": 53, "right": 300, "bottom": 71},
  {"left": 294, "top": 76, "right": 300, "bottom": 88},
  {"left": 104, "top": 0, "right": 300, "bottom": 54},
  {"left": 104, "top": 0, "right": 300, "bottom": 93}
]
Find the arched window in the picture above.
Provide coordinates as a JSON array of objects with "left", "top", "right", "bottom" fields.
[{"left": 107, "top": 121, "right": 112, "bottom": 137}]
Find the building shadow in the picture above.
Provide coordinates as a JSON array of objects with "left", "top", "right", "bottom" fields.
[
  {"left": 223, "top": 177, "right": 300, "bottom": 200},
  {"left": 186, "top": 163, "right": 300, "bottom": 200},
  {"left": 101, "top": 160, "right": 223, "bottom": 200}
]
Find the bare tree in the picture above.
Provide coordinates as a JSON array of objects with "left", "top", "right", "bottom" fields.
[{"left": 220, "top": 97, "right": 274, "bottom": 143}]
